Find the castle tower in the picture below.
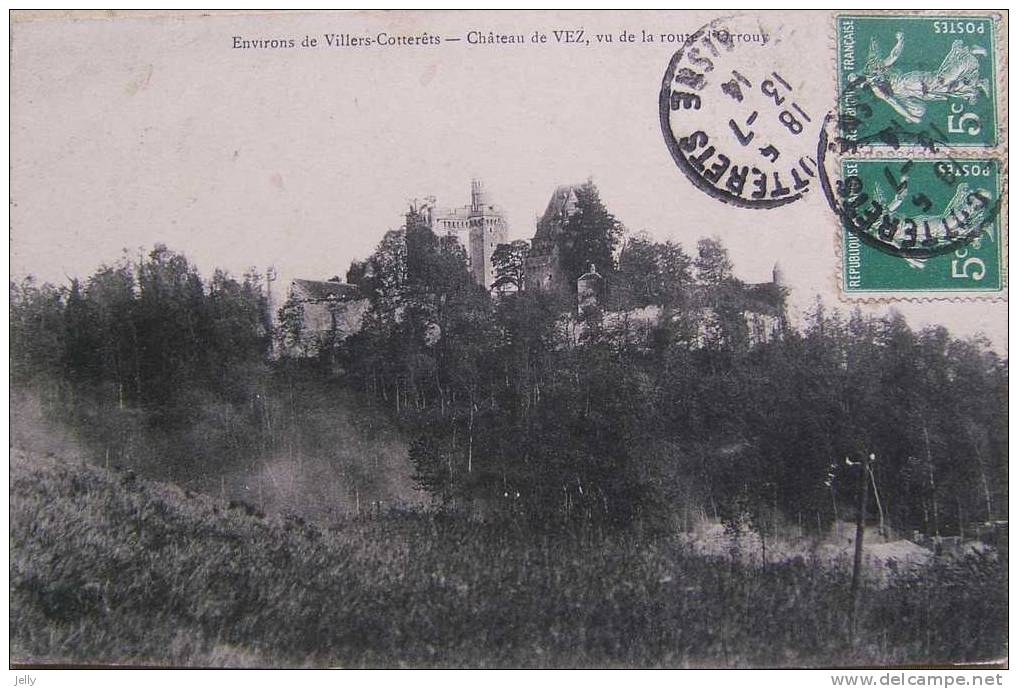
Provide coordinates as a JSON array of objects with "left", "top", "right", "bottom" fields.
[
  {"left": 430, "top": 179, "right": 508, "bottom": 289},
  {"left": 771, "top": 260, "right": 790, "bottom": 334}
]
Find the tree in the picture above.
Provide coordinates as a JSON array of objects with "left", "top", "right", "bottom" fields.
[
  {"left": 367, "top": 228, "right": 409, "bottom": 308},
  {"left": 206, "top": 267, "right": 271, "bottom": 383},
  {"left": 657, "top": 240, "right": 695, "bottom": 304},
  {"left": 491, "top": 240, "right": 530, "bottom": 291},
  {"left": 62, "top": 279, "right": 101, "bottom": 385},
  {"left": 694, "top": 236, "right": 734, "bottom": 286},
  {"left": 345, "top": 259, "right": 370, "bottom": 290},
  {"left": 10, "top": 276, "right": 66, "bottom": 384},
  {"left": 86, "top": 260, "right": 140, "bottom": 407},
  {"left": 133, "top": 244, "right": 208, "bottom": 411},
  {"left": 556, "top": 182, "right": 624, "bottom": 287},
  {"left": 615, "top": 234, "right": 693, "bottom": 309}
]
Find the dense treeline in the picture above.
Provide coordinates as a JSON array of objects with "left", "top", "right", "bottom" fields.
[
  {"left": 10, "top": 194, "right": 1008, "bottom": 536},
  {"left": 12, "top": 245, "right": 270, "bottom": 410},
  {"left": 11, "top": 245, "right": 416, "bottom": 511},
  {"left": 11, "top": 245, "right": 275, "bottom": 479},
  {"left": 339, "top": 188, "right": 1008, "bottom": 534}
]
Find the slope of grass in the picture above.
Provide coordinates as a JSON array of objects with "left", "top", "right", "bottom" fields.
[{"left": 11, "top": 443, "right": 1007, "bottom": 669}]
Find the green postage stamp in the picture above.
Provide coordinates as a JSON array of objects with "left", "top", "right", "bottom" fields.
[
  {"left": 837, "top": 15, "right": 998, "bottom": 148},
  {"left": 841, "top": 158, "right": 1002, "bottom": 293}
]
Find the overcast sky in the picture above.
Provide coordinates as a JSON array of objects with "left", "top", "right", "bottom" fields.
[{"left": 11, "top": 11, "right": 1007, "bottom": 351}]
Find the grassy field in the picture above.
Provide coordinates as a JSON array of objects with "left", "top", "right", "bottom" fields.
[{"left": 11, "top": 438, "right": 1007, "bottom": 669}]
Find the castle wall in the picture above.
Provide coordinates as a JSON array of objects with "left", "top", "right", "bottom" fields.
[
  {"left": 524, "top": 252, "right": 560, "bottom": 292},
  {"left": 283, "top": 280, "right": 368, "bottom": 357}
]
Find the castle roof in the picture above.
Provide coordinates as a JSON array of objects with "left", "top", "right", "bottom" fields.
[
  {"left": 534, "top": 183, "right": 582, "bottom": 243},
  {"left": 290, "top": 279, "right": 364, "bottom": 302}
]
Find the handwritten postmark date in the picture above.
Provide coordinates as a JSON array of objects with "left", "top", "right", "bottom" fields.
[{"left": 659, "top": 17, "right": 823, "bottom": 209}]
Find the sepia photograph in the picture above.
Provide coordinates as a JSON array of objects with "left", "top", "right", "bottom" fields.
[{"left": 8, "top": 9, "right": 1008, "bottom": 673}]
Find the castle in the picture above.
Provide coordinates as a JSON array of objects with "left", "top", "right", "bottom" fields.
[
  {"left": 279, "top": 179, "right": 788, "bottom": 354},
  {"left": 425, "top": 179, "right": 509, "bottom": 290}
]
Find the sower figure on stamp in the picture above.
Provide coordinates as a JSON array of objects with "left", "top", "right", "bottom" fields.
[{"left": 853, "top": 31, "right": 991, "bottom": 125}]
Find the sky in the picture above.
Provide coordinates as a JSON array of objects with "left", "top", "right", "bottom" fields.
[{"left": 10, "top": 10, "right": 1007, "bottom": 352}]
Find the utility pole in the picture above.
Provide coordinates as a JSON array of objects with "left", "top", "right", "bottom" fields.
[
  {"left": 868, "top": 463, "right": 886, "bottom": 540},
  {"left": 846, "top": 452, "right": 874, "bottom": 642},
  {"left": 922, "top": 426, "right": 940, "bottom": 539}
]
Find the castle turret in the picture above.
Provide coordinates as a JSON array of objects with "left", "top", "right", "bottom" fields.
[
  {"left": 772, "top": 261, "right": 786, "bottom": 288},
  {"left": 577, "top": 263, "right": 603, "bottom": 314},
  {"left": 470, "top": 178, "right": 489, "bottom": 212}
]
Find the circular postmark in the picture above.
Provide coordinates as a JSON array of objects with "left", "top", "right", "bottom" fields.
[
  {"left": 659, "top": 17, "right": 823, "bottom": 209},
  {"left": 816, "top": 111, "right": 1002, "bottom": 260}
]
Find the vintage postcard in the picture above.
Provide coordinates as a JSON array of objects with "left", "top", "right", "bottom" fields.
[{"left": 9, "top": 10, "right": 1008, "bottom": 671}]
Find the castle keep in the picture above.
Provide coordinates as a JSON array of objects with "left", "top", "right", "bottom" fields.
[
  {"left": 426, "top": 180, "right": 509, "bottom": 290},
  {"left": 524, "top": 184, "right": 580, "bottom": 294}
]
